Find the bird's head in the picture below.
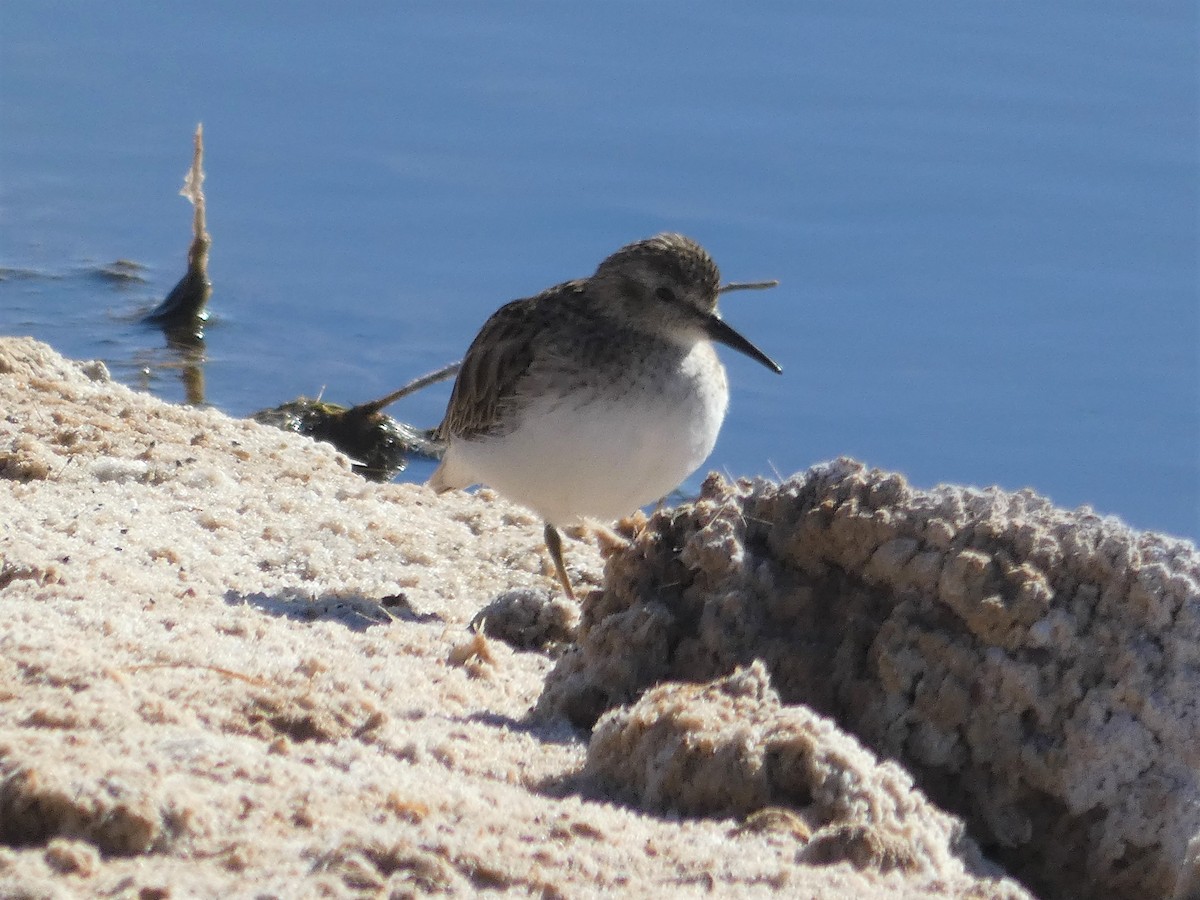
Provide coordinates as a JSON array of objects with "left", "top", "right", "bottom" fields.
[{"left": 592, "top": 233, "right": 781, "bottom": 374}]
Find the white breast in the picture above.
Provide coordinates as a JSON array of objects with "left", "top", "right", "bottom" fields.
[{"left": 439, "top": 342, "right": 729, "bottom": 526}]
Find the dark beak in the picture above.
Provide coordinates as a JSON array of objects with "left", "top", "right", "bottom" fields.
[{"left": 705, "top": 314, "right": 781, "bottom": 374}]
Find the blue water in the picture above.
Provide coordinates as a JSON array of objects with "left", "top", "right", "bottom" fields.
[{"left": 2, "top": 3, "right": 1196, "bottom": 540}]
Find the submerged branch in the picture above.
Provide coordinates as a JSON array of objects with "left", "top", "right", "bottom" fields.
[{"left": 145, "top": 123, "right": 211, "bottom": 341}]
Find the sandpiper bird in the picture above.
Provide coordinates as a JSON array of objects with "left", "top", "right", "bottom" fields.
[{"left": 429, "top": 233, "right": 781, "bottom": 599}]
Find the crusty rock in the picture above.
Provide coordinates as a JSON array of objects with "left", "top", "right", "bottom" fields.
[
  {"left": 540, "top": 462, "right": 1200, "bottom": 899},
  {"left": 471, "top": 588, "right": 579, "bottom": 651},
  {"left": 585, "top": 662, "right": 1024, "bottom": 895}
]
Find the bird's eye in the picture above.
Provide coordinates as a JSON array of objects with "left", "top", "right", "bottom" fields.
[{"left": 654, "top": 286, "right": 676, "bottom": 303}]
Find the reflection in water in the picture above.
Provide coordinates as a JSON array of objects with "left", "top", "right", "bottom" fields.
[
  {"left": 132, "top": 328, "right": 207, "bottom": 407},
  {"left": 165, "top": 330, "right": 207, "bottom": 407}
]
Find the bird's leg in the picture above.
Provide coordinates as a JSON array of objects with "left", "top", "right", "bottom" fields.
[{"left": 543, "top": 522, "right": 577, "bottom": 601}]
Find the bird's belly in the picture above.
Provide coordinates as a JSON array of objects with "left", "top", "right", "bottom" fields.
[{"left": 450, "top": 349, "right": 729, "bottom": 525}]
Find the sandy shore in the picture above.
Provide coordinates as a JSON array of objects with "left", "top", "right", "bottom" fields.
[{"left": 2, "top": 337, "right": 1196, "bottom": 898}]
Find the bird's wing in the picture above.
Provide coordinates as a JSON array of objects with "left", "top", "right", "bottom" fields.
[{"left": 436, "top": 280, "right": 585, "bottom": 441}]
